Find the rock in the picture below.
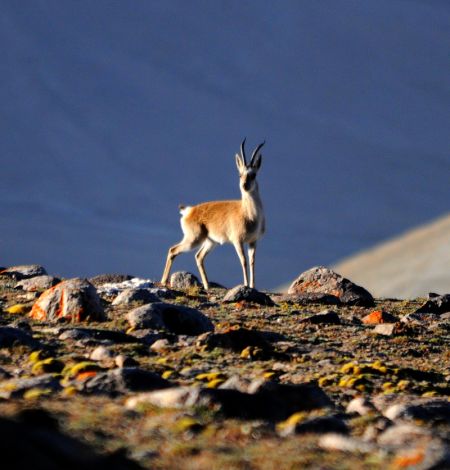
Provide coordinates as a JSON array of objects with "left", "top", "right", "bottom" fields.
[
  {"left": 81, "top": 367, "right": 171, "bottom": 396},
  {"left": 114, "top": 355, "right": 138, "bottom": 368},
  {"left": 0, "top": 367, "right": 12, "bottom": 380},
  {"left": 300, "top": 310, "right": 341, "bottom": 325},
  {"left": 0, "top": 326, "right": 39, "bottom": 348},
  {"left": 383, "top": 399, "right": 450, "bottom": 423},
  {"left": 346, "top": 397, "right": 376, "bottom": 416},
  {"left": 373, "top": 323, "right": 403, "bottom": 336},
  {"left": 0, "top": 264, "right": 47, "bottom": 280},
  {"left": 88, "top": 273, "right": 134, "bottom": 287},
  {"left": 377, "top": 423, "right": 431, "bottom": 447},
  {"left": 222, "top": 285, "right": 275, "bottom": 306},
  {"left": 0, "top": 374, "right": 61, "bottom": 399},
  {"left": 319, "top": 433, "right": 376, "bottom": 453},
  {"left": 198, "top": 326, "right": 272, "bottom": 352},
  {"left": 90, "top": 346, "right": 115, "bottom": 361},
  {"left": 112, "top": 288, "right": 159, "bottom": 306},
  {"left": 278, "top": 414, "right": 348, "bottom": 437},
  {"left": 362, "top": 310, "right": 398, "bottom": 324},
  {"left": 288, "top": 266, "right": 374, "bottom": 307},
  {"left": 150, "top": 338, "right": 171, "bottom": 352},
  {"left": 126, "top": 302, "right": 213, "bottom": 335},
  {"left": 280, "top": 292, "right": 341, "bottom": 305},
  {"left": 218, "top": 375, "right": 252, "bottom": 393},
  {"left": 415, "top": 293, "right": 450, "bottom": 315},
  {"left": 170, "top": 271, "right": 201, "bottom": 289},
  {"left": 59, "top": 327, "right": 139, "bottom": 343},
  {"left": 30, "top": 278, "right": 105, "bottom": 323},
  {"left": 0, "top": 409, "right": 142, "bottom": 470},
  {"left": 127, "top": 329, "right": 166, "bottom": 345},
  {"left": 126, "top": 381, "right": 333, "bottom": 421},
  {"left": 15, "top": 275, "right": 59, "bottom": 292}
]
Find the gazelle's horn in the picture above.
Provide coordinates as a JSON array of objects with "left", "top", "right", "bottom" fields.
[
  {"left": 240, "top": 138, "right": 247, "bottom": 165},
  {"left": 250, "top": 141, "right": 265, "bottom": 166}
]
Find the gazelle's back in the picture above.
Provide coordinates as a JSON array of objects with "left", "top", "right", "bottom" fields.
[{"left": 183, "top": 200, "right": 243, "bottom": 244}]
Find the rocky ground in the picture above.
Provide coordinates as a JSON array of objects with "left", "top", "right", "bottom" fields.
[{"left": 0, "top": 265, "right": 449, "bottom": 470}]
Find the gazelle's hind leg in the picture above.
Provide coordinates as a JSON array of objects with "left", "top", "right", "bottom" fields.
[
  {"left": 161, "top": 237, "right": 201, "bottom": 286},
  {"left": 195, "top": 238, "right": 217, "bottom": 290}
]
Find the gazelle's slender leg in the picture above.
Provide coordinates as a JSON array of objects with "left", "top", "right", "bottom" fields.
[
  {"left": 248, "top": 241, "right": 257, "bottom": 288},
  {"left": 233, "top": 241, "right": 248, "bottom": 286},
  {"left": 161, "top": 239, "right": 199, "bottom": 285},
  {"left": 195, "top": 238, "right": 217, "bottom": 290}
]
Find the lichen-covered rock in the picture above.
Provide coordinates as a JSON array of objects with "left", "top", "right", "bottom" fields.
[
  {"left": 112, "top": 288, "right": 159, "bottom": 306},
  {"left": 126, "top": 302, "right": 213, "bottom": 335},
  {"left": 16, "top": 275, "right": 59, "bottom": 292},
  {"left": 170, "top": 271, "right": 201, "bottom": 289},
  {"left": 288, "top": 266, "right": 374, "bottom": 307},
  {"left": 0, "top": 264, "right": 47, "bottom": 280},
  {"left": 362, "top": 310, "right": 398, "bottom": 324},
  {"left": 222, "top": 285, "right": 275, "bottom": 306},
  {"left": 30, "top": 278, "right": 105, "bottom": 323}
]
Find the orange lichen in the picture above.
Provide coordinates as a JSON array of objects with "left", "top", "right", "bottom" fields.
[
  {"left": 75, "top": 371, "right": 98, "bottom": 381},
  {"left": 392, "top": 451, "right": 424, "bottom": 468}
]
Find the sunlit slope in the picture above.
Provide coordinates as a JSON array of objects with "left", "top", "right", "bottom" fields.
[{"left": 333, "top": 214, "right": 450, "bottom": 299}]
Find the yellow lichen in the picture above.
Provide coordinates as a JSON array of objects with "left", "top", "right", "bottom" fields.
[
  {"left": 62, "top": 361, "right": 101, "bottom": 379},
  {"left": 23, "top": 388, "right": 53, "bottom": 400},
  {"left": 31, "top": 358, "right": 64, "bottom": 375},
  {"left": 162, "top": 370, "right": 174, "bottom": 379},
  {"left": 206, "top": 378, "right": 225, "bottom": 389},
  {"left": 6, "top": 304, "right": 30, "bottom": 315}
]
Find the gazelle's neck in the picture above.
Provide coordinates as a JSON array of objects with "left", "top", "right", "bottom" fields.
[{"left": 241, "top": 184, "right": 263, "bottom": 219}]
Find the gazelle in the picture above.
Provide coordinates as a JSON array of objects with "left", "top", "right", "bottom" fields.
[{"left": 161, "top": 139, "right": 265, "bottom": 290}]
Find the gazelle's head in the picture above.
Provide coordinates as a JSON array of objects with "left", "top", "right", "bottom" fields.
[{"left": 235, "top": 138, "right": 265, "bottom": 193}]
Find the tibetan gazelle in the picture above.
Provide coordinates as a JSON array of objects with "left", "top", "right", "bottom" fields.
[{"left": 161, "top": 139, "right": 265, "bottom": 290}]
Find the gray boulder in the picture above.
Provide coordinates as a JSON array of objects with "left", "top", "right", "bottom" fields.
[
  {"left": 0, "top": 374, "right": 61, "bottom": 399},
  {"left": 1, "top": 264, "right": 47, "bottom": 280},
  {"left": 82, "top": 367, "right": 172, "bottom": 395},
  {"left": 288, "top": 266, "right": 374, "bottom": 307},
  {"left": 16, "top": 275, "right": 59, "bottom": 292},
  {"left": 222, "top": 285, "right": 275, "bottom": 306},
  {"left": 415, "top": 293, "right": 450, "bottom": 315},
  {"left": 30, "top": 278, "right": 105, "bottom": 323},
  {"left": 127, "top": 302, "right": 214, "bottom": 335},
  {"left": 126, "top": 381, "right": 333, "bottom": 421},
  {"left": 170, "top": 271, "right": 201, "bottom": 289},
  {"left": 112, "top": 288, "right": 160, "bottom": 306}
]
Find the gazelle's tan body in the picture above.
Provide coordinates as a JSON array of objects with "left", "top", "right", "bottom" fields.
[{"left": 161, "top": 139, "right": 265, "bottom": 290}]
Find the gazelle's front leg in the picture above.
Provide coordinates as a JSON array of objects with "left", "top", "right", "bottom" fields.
[
  {"left": 248, "top": 241, "right": 256, "bottom": 288},
  {"left": 233, "top": 241, "right": 249, "bottom": 286}
]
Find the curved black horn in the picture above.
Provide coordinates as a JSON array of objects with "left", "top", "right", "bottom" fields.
[
  {"left": 250, "top": 141, "right": 265, "bottom": 166},
  {"left": 240, "top": 137, "right": 247, "bottom": 165}
]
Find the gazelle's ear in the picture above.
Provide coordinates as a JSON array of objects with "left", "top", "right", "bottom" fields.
[
  {"left": 252, "top": 154, "right": 262, "bottom": 170},
  {"left": 235, "top": 154, "right": 244, "bottom": 172}
]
